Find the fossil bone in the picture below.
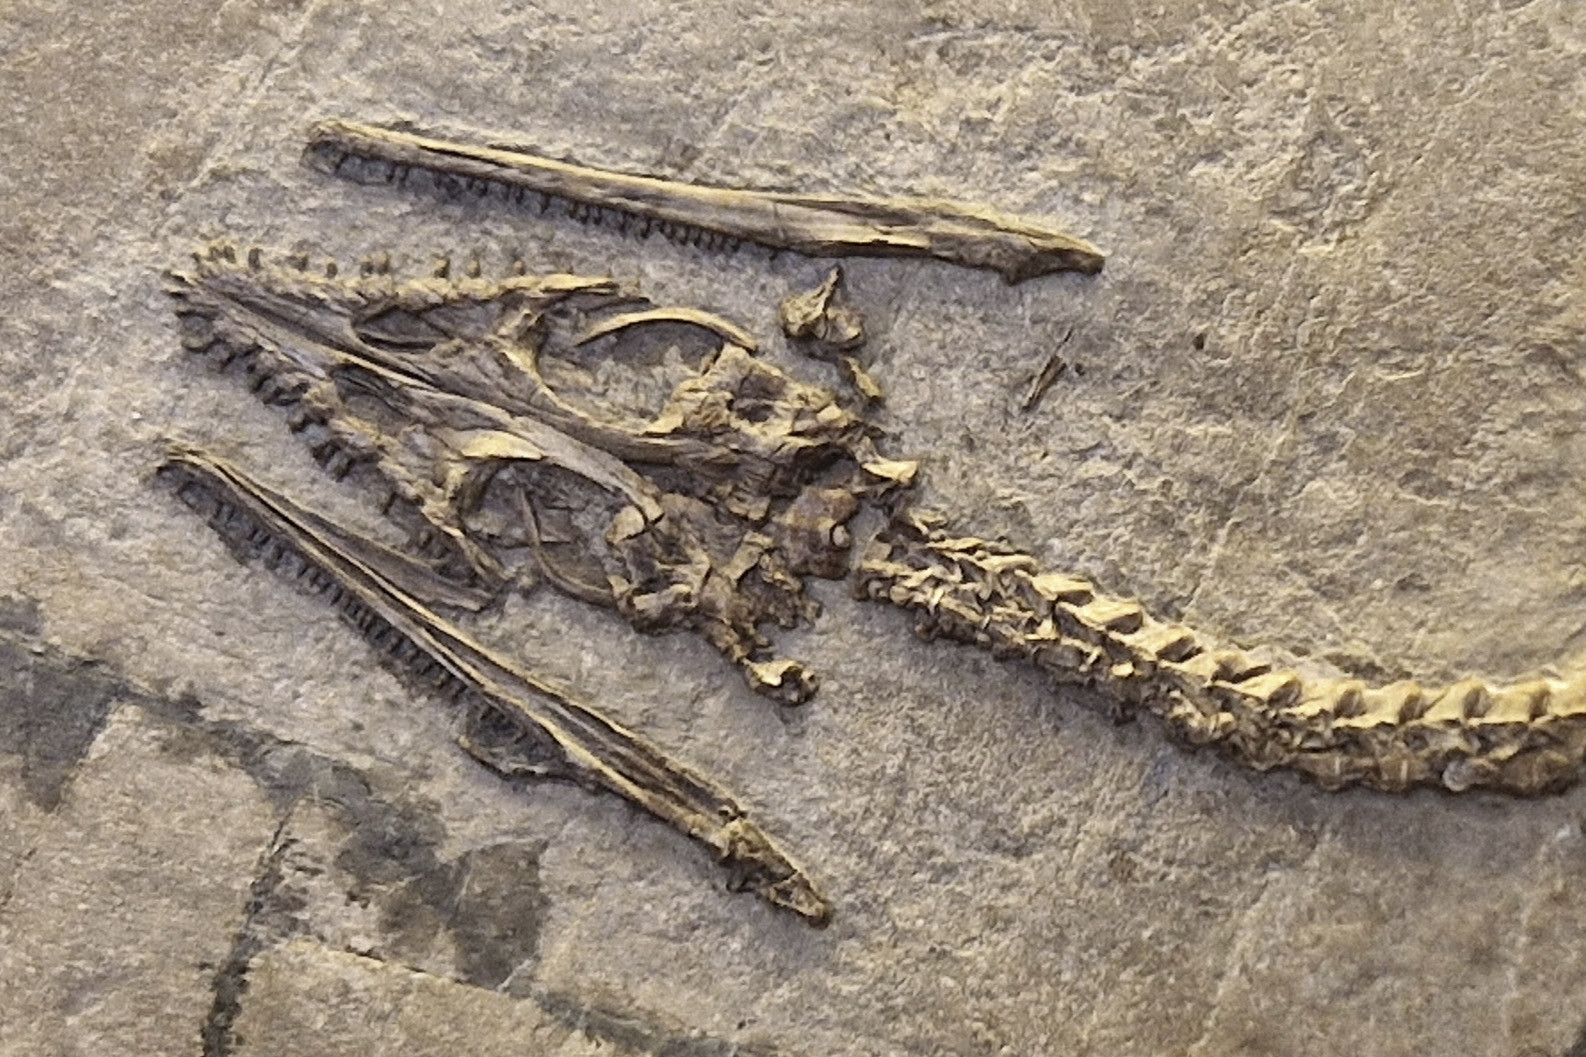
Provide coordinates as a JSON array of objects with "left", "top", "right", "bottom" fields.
[
  {"left": 780, "top": 268, "right": 866, "bottom": 353},
  {"left": 856, "top": 512, "right": 1586, "bottom": 795},
  {"left": 1021, "top": 327, "right": 1074, "bottom": 413},
  {"left": 305, "top": 119, "right": 1106, "bottom": 282},
  {"left": 172, "top": 241, "right": 913, "bottom": 703},
  {"left": 780, "top": 268, "right": 882, "bottom": 402},
  {"left": 1020, "top": 353, "right": 1067, "bottom": 412},
  {"left": 161, "top": 446, "right": 831, "bottom": 925},
  {"left": 574, "top": 306, "right": 759, "bottom": 352}
]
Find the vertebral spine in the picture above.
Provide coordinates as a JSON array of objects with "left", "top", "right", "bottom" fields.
[{"left": 856, "top": 514, "right": 1586, "bottom": 795}]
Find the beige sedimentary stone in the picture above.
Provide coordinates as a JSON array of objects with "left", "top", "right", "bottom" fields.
[{"left": 0, "top": 707, "right": 275, "bottom": 1056}]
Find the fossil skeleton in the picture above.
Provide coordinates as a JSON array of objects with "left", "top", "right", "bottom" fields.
[
  {"left": 161, "top": 447, "right": 830, "bottom": 924},
  {"left": 171, "top": 242, "right": 915, "bottom": 706},
  {"left": 305, "top": 119, "right": 1106, "bottom": 283},
  {"left": 162, "top": 116, "right": 1584, "bottom": 935},
  {"left": 167, "top": 240, "right": 933, "bottom": 924},
  {"left": 856, "top": 512, "right": 1586, "bottom": 796}
]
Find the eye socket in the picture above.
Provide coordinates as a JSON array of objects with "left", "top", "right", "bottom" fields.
[
  {"left": 736, "top": 400, "right": 775, "bottom": 423},
  {"left": 730, "top": 371, "right": 787, "bottom": 423}
]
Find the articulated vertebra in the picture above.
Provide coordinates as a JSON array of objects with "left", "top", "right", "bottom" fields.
[{"left": 857, "top": 513, "right": 1586, "bottom": 795}]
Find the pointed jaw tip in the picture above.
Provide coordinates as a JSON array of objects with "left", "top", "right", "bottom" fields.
[{"left": 760, "top": 875, "right": 833, "bottom": 928}]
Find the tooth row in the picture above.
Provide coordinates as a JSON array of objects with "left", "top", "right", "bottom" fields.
[
  {"left": 186, "top": 241, "right": 564, "bottom": 298},
  {"left": 312, "top": 144, "right": 751, "bottom": 255},
  {"left": 855, "top": 522, "right": 1586, "bottom": 795},
  {"left": 170, "top": 291, "right": 383, "bottom": 486},
  {"left": 175, "top": 467, "right": 472, "bottom": 706}
]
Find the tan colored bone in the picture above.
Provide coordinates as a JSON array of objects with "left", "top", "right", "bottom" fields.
[
  {"left": 780, "top": 267, "right": 866, "bottom": 352},
  {"left": 856, "top": 515, "right": 1586, "bottom": 795},
  {"left": 575, "top": 306, "right": 759, "bottom": 352},
  {"left": 162, "top": 447, "right": 830, "bottom": 925},
  {"left": 173, "top": 242, "right": 905, "bottom": 705},
  {"left": 308, "top": 119, "right": 1105, "bottom": 282}
]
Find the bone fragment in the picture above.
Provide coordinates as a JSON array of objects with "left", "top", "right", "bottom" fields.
[
  {"left": 161, "top": 446, "right": 831, "bottom": 924},
  {"left": 307, "top": 119, "right": 1105, "bottom": 282},
  {"left": 780, "top": 268, "right": 866, "bottom": 352},
  {"left": 575, "top": 306, "right": 759, "bottom": 352}
]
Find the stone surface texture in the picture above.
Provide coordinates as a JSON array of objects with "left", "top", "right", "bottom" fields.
[{"left": 2, "top": 0, "right": 1585, "bottom": 1054}]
